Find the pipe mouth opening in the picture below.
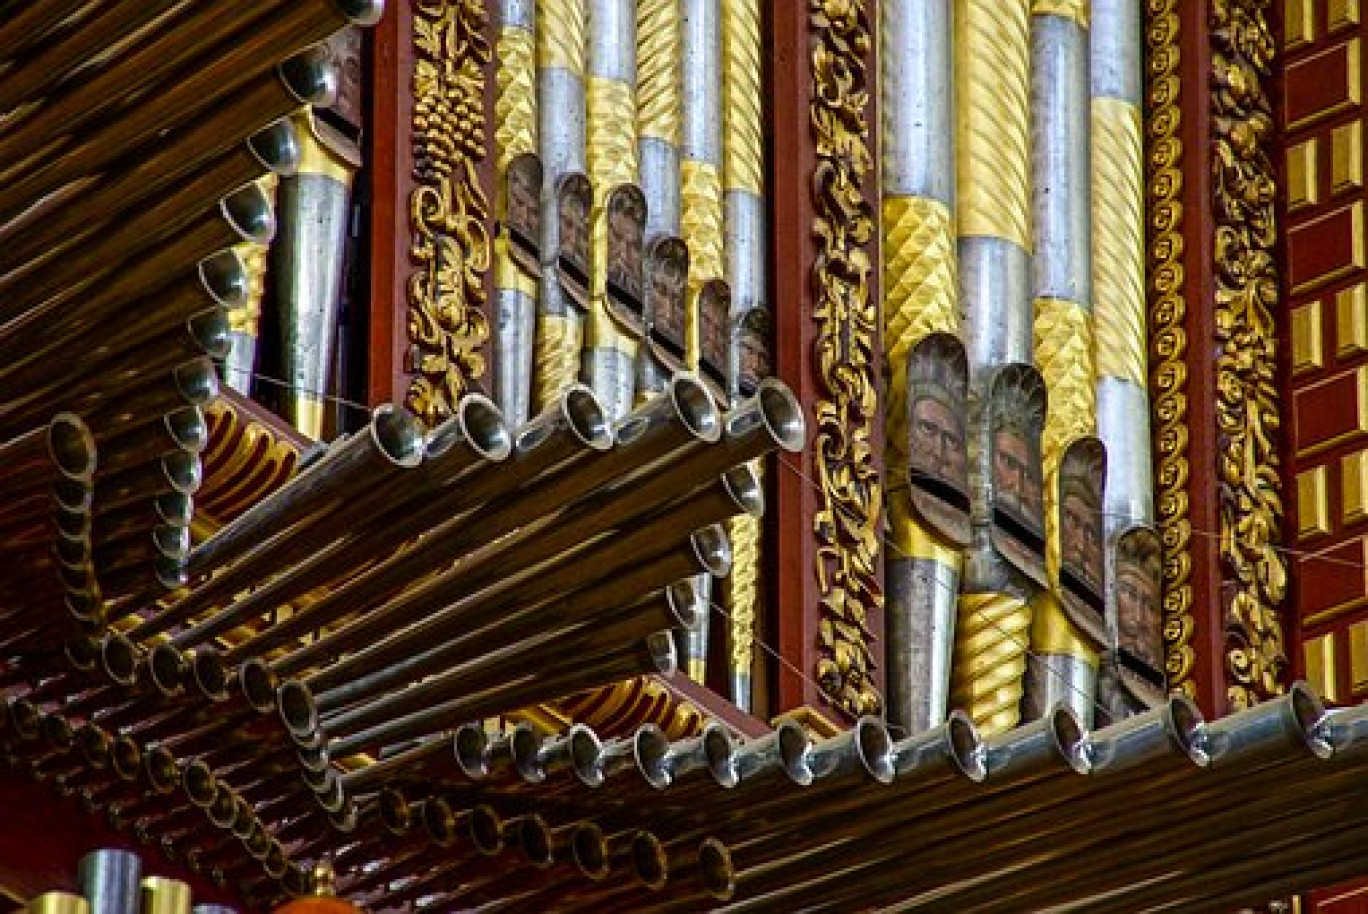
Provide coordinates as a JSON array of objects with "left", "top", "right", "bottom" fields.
[
  {"left": 692, "top": 524, "right": 733, "bottom": 578},
  {"left": 721, "top": 464, "right": 766, "bottom": 517},
  {"left": 699, "top": 837, "right": 735, "bottom": 900},
  {"left": 1290, "top": 681, "right": 1334, "bottom": 759},
  {"left": 146, "top": 745, "right": 179, "bottom": 793},
  {"left": 338, "top": 0, "right": 386, "bottom": 27},
  {"left": 277, "top": 679, "right": 319, "bottom": 739},
  {"left": 439, "top": 394, "right": 513, "bottom": 463},
  {"left": 512, "top": 724, "right": 546, "bottom": 783},
  {"left": 154, "top": 555, "right": 188, "bottom": 591},
  {"left": 208, "top": 787, "right": 237, "bottom": 828},
  {"left": 155, "top": 490, "right": 194, "bottom": 527},
  {"left": 245, "top": 822, "right": 271, "bottom": 858},
  {"left": 192, "top": 649, "right": 229, "bottom": 700},
  {"left": 64, "top": 634, "right": 101, "bottom": 670},
  {"left": 48, "top": 414, "right": 96, "bottom": 480},
  {"left": 101, "top": 634, "right": 139, "bottom": 687},
  {"left": 247, "top": 119, "right": 301, "bottom": 175},
  {"left": 220, "top": 182, "right": 274, "bottom": 246},
  {"left": 665, "top": 580, "right": 701, "bottom": 631},
  {"left": 315, "top": 771, "right": 345, "bottom": 814},
  {"left": 645, "top": 631, "right": 677, "bottom": 676},
  {"left": 632, "top": 831, "right": 668, "bottom": 891},
  {"left": 147, "top": 643, "right": 186, "bottom": 695},
  {"left": 183, "top": 759, "right": 217, "bottom": 805},
  {"left": 41, "top": 713, "right": 73, "bottom": 750},
  {"left": 55, "top": 535, "right": 89, "bottom": 569},
  {"left": 572, "top": 823, "right": 609, "bottom": 880},
  {"left": 162, "top": 452, "right": 202, "bottom": 497},
  {"left": 423, "top": 797, "right": 456, "bottom": 844},
  {"left": 1049, "top": 705, "right": 1091, "bottom": 774},
  {"left": 3, "top": 699, "right": 36, "bottom": 739},
  {"left": 264, "top": 842, "right": 289, "bottom": 878},
  {"left": 54, "top": 508, "right": 90, "bottom": 542},
  {"left": 232, "top": 796, "right": 255, "bottom": 840},
  {"left": 756, "top": 379, "right": 806, "bottom": 453},
  {"left": 371, "top": 404, "right": 425, "bottom": 468},
  {"left": 328, "top": 802, "right": 359, "bottom": 835},
  {"left": 174, "top": 357, "right": 221, "bottom": 405},
  {"left": 240, "top": 658, "right": 278, "bottom": 713},
  {"left": 454, "top": 724, "right": 490, "bottom": 779},
  {"left": 520, "top": 815, "right": 555, "bottom": 868},
  {"left": 856, "top": 717, "right": 895, "bottom": 784},
  {"left": 563, "top": 386, "right": 613, "bottom": 451},
  {"left": 278, "top": 48, "right": 338, "bottom": 106},
  {"left": 197, "top": 250, "right": 249, "bottom": 308},
  {"left": 705, "top": 726, "right": 737, "bottom": 787},
  {"left": 378, "top": 787, "right": 412, "bottom": 835},
  {"left": 53, "top": 478, "right": 92, "bottom": 514},
  {"left": 301, "top": 756, "right": 332, "bottom": 789},
  {"left": 1166, "top": 696, "right": 1211, "bottom": 766},
  {"left": 164, "top": 407, "right": 209, "bottom": 454},
  {"left": 569, "top": 725, "right": 604, "bottom": 787},
  {"left": 470, "top": 806, "right": 503, "bottom": 856},
  {"left": 668, "top": 374, "right": 722, "bottom": 443},
  {"left": 153, "top": 525, "right": 191, "bottom": 560},
  {"left": 777, "top": 721, "right": 814, "bottom": 784},
  {"left": 634, "top": 725, "right": 672, "bottom": 789},
  {"left": 111, "top": 737, "right": 142, "bottom": 782},
  {"left": 947, "top": 711, "right": 988, "bottom": 782},
  {"left": 76, "top": 725, "right": 110, "bottom": 767},
  {"left": 187, "top": 309, "right": 232, "bottom": 360}
]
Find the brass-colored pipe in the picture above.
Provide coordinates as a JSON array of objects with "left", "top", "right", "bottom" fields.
[{"left": 27, "top": 893, "right": 90, "bottom": 914}]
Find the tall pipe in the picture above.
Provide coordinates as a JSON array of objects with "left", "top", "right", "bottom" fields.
[
  {"left": 275, "top": 108, "right": 359, "bottom": 438},
  {"left": 1021, "top": 0, "right": 1100, "bottom": 727},
  {"left": 583, "top": 0, "right": 640, "bottom": 420},
  {"left": 881, "top": 0, "right": 965, "bottom": 735},
  {"left": 77, "top": 849, "right": 142, "bottom": 914},
  {"left": 718, "top": 0, "right": 767, "bottom": 713},
  {"left": 949, "top": 0, "right": 1040, "bottom": 736},
  {"left": 534, "top": 0, "right": 590, "bottom": 412},
  {"left": 495, "top": 0, "right": 541, "bottom": 427}
]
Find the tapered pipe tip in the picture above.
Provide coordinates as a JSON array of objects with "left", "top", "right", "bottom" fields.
[
  {"left": 48, "top": 413, "right": 97, "bottom": 481},
  {"left": 239, "top": 658, "right": 278, "bottom": 713},
  {"left": 101, "top": 633, "right": 139, "bottom": 687},
  {"left": 428, "top": 393, "right": 513, "bottom": 462},
  {"left": 736, "top": 378, "right": 806, "bottom": 453},
  {"left": 154, "top": 555, "right": 188, "bottom": 591},
  {"left": 111, "top": 736, "right": 142, "bottom": 782},
  {"left": 571, "top": 823, "right": 610, "bottom": 881},
  {"left": 197, "top": 250, "right": 250, "bottom": 308},
  {"left": 187, "top": 309, "right": 232, "bottom": 360},
  {"left": 174, "top": 357, "right": 222, "bottom": 406},
  {"left": 163, "top": 407, "right": 209, "bottom": 454},
  {"left": 454, "top": 723, "right": 490, "bottom": 779},
  {"left": 277, "top": 679, "right": 319, "bottom": 740},
  {"left": 192, "top": 649, "right": 229, "bottom": 700},
  {"left": 161, "top": 450, "right": 202, "bottom": 495},
  {"left": 337, "top": 0, "right": 386, "bottom": 26},
  {"left": 632, "top": 831, "right": 669, "bottom": 891},
  {"left": 665, "top": 580, "right": 702, "bottom": 631},
  {"left": 278, "top": 47, "right": 339, "bottom": 107},
  {"left": 372, "top": 403, "right": 426, "bottom": 468},
  {"left": 220, "top": 182, "right": 275, "bottom": 246},
  {"left": 946, "top": 710, "right": 988, "bottom": 783},
  {"left": 183, "top": 759, "right": 217, "bottom": 806},
  {"left": 633, "top": 725, "right": 671, "bottom": 789},
  {"left": 145, "top": 745, "right": 179, "bottom": 794},
  {"left": 248, "top": 118, "right": 301, "bottom": 176},
  {"left": 153, "top": 524, "right": 191, "bottom": 560},
  {"left": 511, "top": 724, "right": 546, "bottom": 783},
  {"left": 154, "top": 490, "right": 195, "bottom": 526},
  {"left": 699, "top": 838, "right": 734, "bottom": 900},
  {"left": 520, "top": 815, "right": 556, "bottom": 869},
  {"left": 470, "top": 806, "right": 504, "bottom": 856},
  {"left": 691, "top": 524, "right": 732, "bottom": 577}
]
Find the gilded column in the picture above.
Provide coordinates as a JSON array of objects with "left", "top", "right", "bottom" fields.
[
  {"left": 583, "top": 0, "right": 639, "bottom": 420},
  {"left": 722, "top": 0, "right": 765, "bottom": 712},
  {"left": 635, "top": 0, "right": 683, "bottom": 401},
  {"left": 881, "top": 0, "right": 964, "bottom": 735},
  {"left": 493, "top": 0, "right": 539, "bottom": 427},
  {"left": 1090, "top": 0, "right": 1153, "bottom": 647},
  {"left": 1023, "top": 0, "right": 1100, "bottom": 726},
  {"left": 949, "top": 0, "right": 1038, "bottom": 737},
  {"left": 533, "top": 0, "right": 588, "bottom": 412}
]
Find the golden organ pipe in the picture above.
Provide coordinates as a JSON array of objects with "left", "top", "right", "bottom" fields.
[{"left": 948, "top": 0, "right": 1038, "bottom": 737}]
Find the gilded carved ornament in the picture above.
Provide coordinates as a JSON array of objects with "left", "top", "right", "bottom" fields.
[
  {"left": 407, "top": 0, "right": 493, "bottom": 426},
  {"left": 809, "top": 0, "right": 884, "bottom": 718},
  {"left": 1209, "top": 0, "right": 1287, "bottom": 708}
]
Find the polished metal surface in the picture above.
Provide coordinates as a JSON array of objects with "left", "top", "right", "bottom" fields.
[
  {"left": 538, "top": 68, "right": 587, "bottom": 181},
  {"left": 640, "top": 137, "right": 682, "bottom": 238},
  {"left": 1022, "top": 651, "right": 1097, "bottom": 729},
  {"left": 1091, "top": 0, "right": 1142, "bottom": 104},
  {"left": 499, "top": 0, "right": 537, "bottom": 28},
  {"left": 1096, "top": 375, "right": 1154, "bottom": 532},
  {"left": 275, "top": 168, "right": 351, "bottom": 439},
  {"left": 221, "top": 330, "right": 257, "bottom": 396},
  {"left": 724, "top": 190, "right": 765, "bottom": 321},
  {"left": 886, "top": 555, "right": 959, "bottom": 733},
  {"left": 495, "top": 287, "right": 536, "bottom": 425},
  {"left": 586, "top": 0, "right": 636, "bottom": 82},
  {"left": 881, "top": 0, "right": 955, "bottom": 203},
  {"left": 77, "top": 849, "right": 141, "bottom": 914},
  {"left": 681, "top": 0, "right": 723, "bottom": 166},
  {"left": 1031, "top": 13, "right": 1091, "bottom": 304},
  {"left": 958, "top": 237, "right": 1033, "bottom": 379}
]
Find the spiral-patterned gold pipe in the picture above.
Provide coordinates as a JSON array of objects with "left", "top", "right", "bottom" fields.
[{"left": 951, "top": 592, "right": 1033, "bottom": 736}]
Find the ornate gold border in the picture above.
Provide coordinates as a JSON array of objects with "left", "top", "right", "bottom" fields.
[
  {"left": 1209, "top": 0, "right": 1288, "bottom": 708},
  {"left": 809, "top": 0, "right": 884, "bottom": 718},
  {"left": 1146, "top": 0, "right": 1197, "bottom": 701},
  {"left": 407, "top": 0, "right": 493, "bottom": 426}
]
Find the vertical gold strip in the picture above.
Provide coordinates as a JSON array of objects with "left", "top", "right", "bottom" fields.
[
  {"left": 539, "top": 0, "right": 585, "bottom": 71},
  {"left": 680, "top": 160, "right": 726, "bottom": 365},
  {"left": 1303, "top": 633, "right": 1339, "bottom": 702},
  {"left": 1092, "top": 98, "right": 1147, "bottom": 386},
  {"left": 496, "top": 26, "right": 538, "bottom": 166},
  {"left": 637, "top": 0, "right": 682, "bottom": 146}
]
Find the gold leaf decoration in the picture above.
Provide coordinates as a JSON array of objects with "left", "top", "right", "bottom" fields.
[
  {"left": 1209, "top": 0, "right": 1287, "bottom": 709},
  {"left": 407, "top": 0, "right": 493, "bottom": 426},
  {"left": 809, "top": 0, "right": 883, "bottom": 718}
]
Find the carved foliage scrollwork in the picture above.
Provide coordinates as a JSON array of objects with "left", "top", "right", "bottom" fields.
[
  {"left": 1209, "top": 0, "right": 1287, "bottom": 709},
  {"left": 408, "top": 0, "right": 493, "bottom": 425},
  {"left": 809, "top": 0, "right": 883, "bottom": 718},
  {"left": 1145, "top": 0, "right": 1197, "bottom": 699}
]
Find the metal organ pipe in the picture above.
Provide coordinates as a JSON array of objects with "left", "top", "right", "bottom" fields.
[
  {"left": 880, "top": 0, "right": 964, "bottom": 735},
  {"left": 584, "top": 0, "right": 640, "bottom": 421},
  {"left": 1024, "top": 0, "right": 1100, "bottom": 726},
  {"left": 949, "top": 0, "right": 1039, "bottom": 737}
]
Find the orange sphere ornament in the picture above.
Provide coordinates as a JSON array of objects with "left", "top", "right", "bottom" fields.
[{"left": 272, "top": 864, "right": 361, "bottom": 914}]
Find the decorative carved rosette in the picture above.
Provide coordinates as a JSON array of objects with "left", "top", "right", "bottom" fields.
[
  {"left": 407, "top": 0, "right": 493, "bottom": 426},
  {"left": 1208, "top": 0, "right": 1287, "bottom": 709},
  {"left": 809, "top": 0, "right": 883, "bottom": 718}
]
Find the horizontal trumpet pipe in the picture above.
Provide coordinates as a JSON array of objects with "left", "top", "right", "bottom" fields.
[
  {"left": 319, "top": 634, "right": 677, "bottom": 759},
  {"left": 0, "top": 0, "right": 92, "bottom": 68}
]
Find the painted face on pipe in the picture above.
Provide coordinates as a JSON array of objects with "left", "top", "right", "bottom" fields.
[
  {"left": 993, "top": 428, "right": 1042, "bottom": 522},
  {"left": 1117, "top": 556, "right": 1162, "bottom": 670},
  {"left": 911, "top": 395, "right": 966, "bottom": 486}
]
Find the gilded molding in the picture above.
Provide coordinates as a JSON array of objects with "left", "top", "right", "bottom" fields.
[
  {"left": 197, "top": 398, "right": 303, "bottom": 531},
  {"left": 810, "top": 0, "right": 883, "bottom": 718},
  {"left": 557, "top": 676, "right": 706, "bottom": 738},
  {"left": 1145, "top": 0, "right": 1196, "bottom": 700},
  {"left": 407, "top": 0, "right": 493, "bottom": 426},
  {"left": 1210, "top": 0, "right": 1287, "bottom": 708}
]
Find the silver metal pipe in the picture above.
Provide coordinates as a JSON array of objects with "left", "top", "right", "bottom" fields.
[{"left": 77, "top": 849, "right": 142, "bottom": 914}]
